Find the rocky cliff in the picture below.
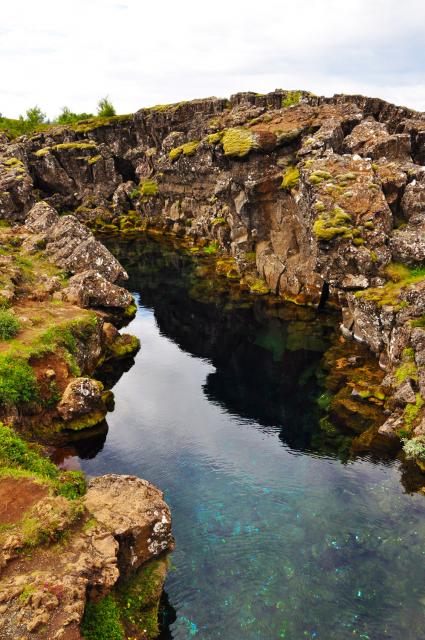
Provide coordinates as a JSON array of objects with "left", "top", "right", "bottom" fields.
[{"left": 0, "top": 89, "right": 424, "bottom": 455}]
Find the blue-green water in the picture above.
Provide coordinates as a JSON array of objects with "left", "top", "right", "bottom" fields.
[{"left": 73, "top": 238, "right": 425, "bottom": 639}]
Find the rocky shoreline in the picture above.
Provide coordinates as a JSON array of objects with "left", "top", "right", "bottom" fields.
[
  {"left": 1, "top": 88, "right": 425, "bottom": 637},
  {"left": 0, "top": 198, "right": 173, "bottom": 637}
]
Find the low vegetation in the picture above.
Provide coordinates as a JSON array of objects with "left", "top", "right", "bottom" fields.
[
  {"left": 355, "top": 264, "right": 425, "bottom": 307},
  {"left": 0, "top": 422, "right": 85, "bottom": 499},
  {"left": 0, "top": 309, "right": 20, "bottom": 340},
  {"left": 281, "top": 90, "right": 303, "bottom": 108},
  {"left": 0, "top": 98, "right": 119, "bottom": 139}
]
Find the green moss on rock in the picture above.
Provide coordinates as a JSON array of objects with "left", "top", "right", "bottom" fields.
[
  {"left": 169, "top": 140, "right": 200, "bottom": 162},
  {"left": 221, "top": 128, "right": 257, "bottom": 158},
  {"left": 281, "top": 166, "right": 300, "bottom": 190},
  {"left": 313, "top": 206, "right": 352, "bottom": 241}
]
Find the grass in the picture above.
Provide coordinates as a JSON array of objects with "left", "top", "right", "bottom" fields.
[
  {"left": 281, "top": 90, "right": 302, "bottom": 108},
  {"left": 355, "top": 264, "right": 425, "bottom": 307},
  {"left": 0, "top": 309, "right": 20, "bottom": 340},
  {"left": 0, "top": 422, "right": 85, "bottom": 499},
  {"left": 0, "top": 313, "right": 99, "bottom": 408}
]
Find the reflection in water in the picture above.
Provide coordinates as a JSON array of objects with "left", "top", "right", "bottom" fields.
[{"left": 74, "top": 236, "right": 425, "bottom": 639}]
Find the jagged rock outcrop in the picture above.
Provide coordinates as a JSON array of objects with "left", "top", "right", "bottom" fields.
[
  {"left": 1, "top": 89, "right": 424, "bottom": 452},
  {"left": 84, "top": 474, "right": 174, "bottom": 575},
  {"left": 24, "top": 201, "right": 128, "bottom": 283},
  {"left": 0, "top": 474, "right": 174, "bottom": 640}
]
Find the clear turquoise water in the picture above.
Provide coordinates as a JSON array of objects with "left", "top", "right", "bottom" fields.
[{"left": 75, "top": 238, "right": 425, "bottom": 639}]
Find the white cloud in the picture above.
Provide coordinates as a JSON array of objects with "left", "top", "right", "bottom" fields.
[{"left": 1, "top": 0, "right": 425, "bottom": 118}]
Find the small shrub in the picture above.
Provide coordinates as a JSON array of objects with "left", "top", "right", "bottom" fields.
[
  {"left": 97, "top": 97, "right": 116, "bottom": 118},
  {"left": 0, "top": 356, "right": 38, "bottom": 406},
  {"left": 282, "top": 90, "right": 302, "bottom": 108},
  {"left": 0, "top": 310, "right": 20, "bottom": 340},
  {"left": 403, "top": 435, "right": 425, "bottom": 462}
]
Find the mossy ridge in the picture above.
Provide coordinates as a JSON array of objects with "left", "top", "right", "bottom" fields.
[
  {"left": 35, "top": 142, "right": 98, "bottom": 157},
  {"left": 355, "top": 264, "right": 425, "bottom": 307},
  {"left": 71, "top": 114, "right": 132, "bottom": 133},
  {"left": 221, "top": 128, "right": 257, "bottom": 158},
  {"left": 169, "top": 140, "right": 200, "bottom": 162},
  {"left": 313, "top": 205, "right": 352, "bottom": 241}
]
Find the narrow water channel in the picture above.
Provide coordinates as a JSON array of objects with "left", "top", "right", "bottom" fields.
[{"left": 74, "top": 237, "right": 425, "bottom": 639}]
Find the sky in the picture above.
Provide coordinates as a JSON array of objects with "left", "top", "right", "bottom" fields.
[{"left": 1, "top": 0, "right": 425, "bottom": 119}]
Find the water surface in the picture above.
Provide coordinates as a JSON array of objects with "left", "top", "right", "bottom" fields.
[{"left": 76, "top": 237, "right": 425, "bottom": 639}]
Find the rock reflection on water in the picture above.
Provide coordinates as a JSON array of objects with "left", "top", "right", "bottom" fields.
[{"left": 76, "top": 236, "right": 425, "bottom": 640}]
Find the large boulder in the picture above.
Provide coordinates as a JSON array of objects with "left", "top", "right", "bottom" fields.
[
  {"left": 57, "top": 377, "right": 105, "bottom": 425},
  {"left": 24, "top": 203, "right": 128, "bottom": 283},
  {"left": 58, "top": 269, "right": 133, "bottom": 309},
  {"left": 84, "top": 474, "right": 175, "bottom": 575}
]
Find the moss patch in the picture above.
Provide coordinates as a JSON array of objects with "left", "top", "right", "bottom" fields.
[
  {"left": 355, "top": 264, "right": 425, "bottom": 307},
  {"left": 281, "top": 166, "right": 300, "bottom": 190},
  {"left": 81, "top": 595, "right": 124, "bottom": 640},
  {"left": 313, "top": 206, "right": 352, "bottom": 241},
  {"left": 35, "top": 142, "right": 97, "bottom": 157},
  {"left": 169, "top": 141, "right": 200, "bottom": 162},
  {"left": 221, "top": 128, "right": 257, "bottom": 158}
]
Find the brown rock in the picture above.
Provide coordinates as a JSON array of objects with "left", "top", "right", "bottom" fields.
[{"left": 85, "top": 474, "right": 174, "bottom": 575}]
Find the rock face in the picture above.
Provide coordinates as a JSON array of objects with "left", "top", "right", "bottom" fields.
[
  {"left": 0, "top": 474, "right": 174, "bottom": 640},
  {"left": 1, "top": 89, "right": 425, "bottom": 447},
  {"left": 57, "top": 377, "right": 105, "bottom": 423},
  {"left": 84, "top": 474, "right": 174, "bottom": 575},
  {"left": 25, "top": 201, "right": 128, "bottom": 284},
  {"left": 58, "top": 269, "right": 133, "bottom": 309}
]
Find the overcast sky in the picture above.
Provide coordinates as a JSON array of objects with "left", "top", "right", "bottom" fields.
[{"left": 1, "top": 0, "right": 425, "bottom": 119}]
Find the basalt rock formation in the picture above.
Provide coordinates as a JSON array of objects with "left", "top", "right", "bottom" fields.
[
  {"left": 0, "top": 470, "right": 174, "bottom": 640},
  {"left": 1, "top": 89, "right": 424, "bottom": 459}
]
